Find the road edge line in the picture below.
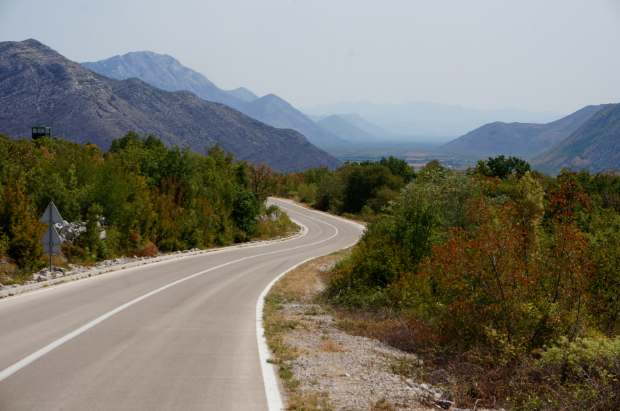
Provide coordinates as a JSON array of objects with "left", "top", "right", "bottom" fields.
[{"left": 256, "top": 204, "right": 364, "bottom": 411}]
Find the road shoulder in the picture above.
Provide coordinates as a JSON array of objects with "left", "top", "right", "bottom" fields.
[{"left": 262, "top": 250, "right": 453, "bottom": 411}]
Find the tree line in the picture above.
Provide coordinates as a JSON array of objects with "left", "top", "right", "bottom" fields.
[{"left": 0, "top": 132, "right": 289, "bottom": 279}]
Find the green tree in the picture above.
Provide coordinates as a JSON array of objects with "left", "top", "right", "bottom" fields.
[
  {"left": 0, "top": 179, "right": 45, "bottom": 269},
  {"left": 477, "top": 155, "right": 531, "bottom": 179},
  {"left": 342, "top": 164, "right": 404, "bottom": 213},
  {"left": 232, "top": 187, "right": 260, "bottom": 240}
]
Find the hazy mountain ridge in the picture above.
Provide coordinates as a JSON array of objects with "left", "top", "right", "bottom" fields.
[
  {"left": 0, "top": 39, "right": 341, "bottom": 172},
  {"left": 241, "top": 94, "right": 345, "bottom": 144},
  {"left": 225, "top": 87, "right": 258, "bottom": 102},
  {"left": 300, "top": 100, "right": 565, "bottom": 138},
  {"left": 531, "top": 103, "right": 620, "bottom": 174},
  {"left": 317, "top": 115, "right": 377, "bottom": 142},
  {"left": 309, "top": 113, "right": 398, "bottom": 138},
  {"left": 442, "top": 105, "right": 606, "bottom": 158},
  {"left": 82, "top": 52, "right": 343, "bottom": 144}
]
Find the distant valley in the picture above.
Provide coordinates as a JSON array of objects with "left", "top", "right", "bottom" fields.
[{"left": 299, "top": 100, "right": 565, "bottom": 140}]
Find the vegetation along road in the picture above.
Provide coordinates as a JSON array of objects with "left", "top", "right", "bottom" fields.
[{"left": 0, "top": 198, "right": 363, "bottom": 411}]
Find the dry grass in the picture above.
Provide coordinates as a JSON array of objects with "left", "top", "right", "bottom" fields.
[
  {"left": 371, "top": 397, "right": 396, "bottom": 411},
  {"left": 272, "top": 250, "right": 351, "bottom": 302},
  {"left": 319, "top": 338, "right": 345, "bottom": 353},
  {"left": 287, "top": 391, "right": 333, "bottom": 411},
  {"left": 335, "top": 312, "right": 419, "bottom": 353}
]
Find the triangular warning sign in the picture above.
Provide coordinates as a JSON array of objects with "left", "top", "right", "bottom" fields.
[
  {"left": 40, "top": 201, "right": 63, "bottom": 224},
  {"left": 40, "top": 225, "right": 63, "bottom": 246}
]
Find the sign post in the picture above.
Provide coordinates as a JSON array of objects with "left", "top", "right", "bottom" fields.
[{"left": 39, "top": 202, "right": 64, "bottom": 276}]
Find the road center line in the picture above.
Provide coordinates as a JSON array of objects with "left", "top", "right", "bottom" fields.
[{"left": 0, "top": 213, "right": 338, "bottom": 383}]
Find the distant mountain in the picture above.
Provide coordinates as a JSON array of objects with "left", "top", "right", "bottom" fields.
[
  {"left": 308, "top": 113, "right": 401, "bottom": 138},
  {"left": 0, "top": 39, "right": 341, "bottom": 172},
  {"left": 299, "top": 100, "right": 565, "bottom": 138},
  {"left": 337, "top": 114, "right": 400, "bottom": 138},
  {"left": 82, "top": 52, "right": 343, "bottom": 144},
  {"left": 316, "top": 115, "right": 377, "bottom": 142},
  {"left": 82, "top": 51, "right": 241, "bottom": 108},
  {"left": 442, "top": 105, "right": 606, "bottom": 158},
  {"left": 306, "top": 114, "right": 328, "bottom": 122},
  {"left": 242, "top": 95, "right": 345, "bottom": 145},
  {"left": 225, "top": 87, "right": 258, "bottom": 102},
  {"left": 531, "top": 103, "right": 620, "bottom": 174}
]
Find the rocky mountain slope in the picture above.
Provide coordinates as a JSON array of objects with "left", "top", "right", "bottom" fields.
[
  {"left": 82, "top": 51, "right": 343, "bottom": 144},
  {"left": 531, "top": 103, "right": 620, "bottom": 174},
  {"left": 317, "top": 115, "right": 377, "bottom": 142},
  {"left": 442, "top": 105, "right": 606, "bottom": 158},
  {"left": 0, "top": 39, "right": 341, "bottom": 172},
  {"left": 81, "top": 51, "right": 241, "bottom": 108}
]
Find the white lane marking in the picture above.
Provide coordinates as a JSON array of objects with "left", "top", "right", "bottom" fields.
[
  {"left": 256, "top": 253, "right": 313, "bottom": 411},
  {"left": 0, "top": 215, "right": 338, "bottom": 383},
  {"left": 256, "top": 200, "right": 364, "bottom": 411},
  {"left": 0, "top": 214, "right": 310, "bottom": 305}
]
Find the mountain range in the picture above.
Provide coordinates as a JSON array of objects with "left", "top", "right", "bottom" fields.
[
  {"left": 300, "top": 100, "right": 565, "bottom": 139},
  {"left": 442, "top": 105, "right": 606, "bottom": 158},
  {"left": 82, "top": 52, "right": 343, "bottom": 145},
  {"left": 0, "top": 39, "right": 341, "bottom": 172}
]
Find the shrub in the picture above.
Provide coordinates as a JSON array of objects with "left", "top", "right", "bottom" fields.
[
  {"left": 535, "top": 336, "right": 620, "bottom": 380},
  {"left": 61, "top": 242, "right": 85, "bottom": 259},
  {"left": 135, "top": 243, "right": 158, "bottom": 258}
]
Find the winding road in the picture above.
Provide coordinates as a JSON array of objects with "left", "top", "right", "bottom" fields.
[{"left": 0, "top": 198, "right": 364, "bottom": 411}]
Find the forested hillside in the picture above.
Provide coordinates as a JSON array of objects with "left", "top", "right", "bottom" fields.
[
  {"left": 0, "top": 133, "right": 291, "bottom": 282},
  {"left": 276, "top": 157, "right": 620, "bottom": 410}
]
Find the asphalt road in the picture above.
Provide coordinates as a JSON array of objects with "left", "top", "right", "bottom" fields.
[{"left": 0, "top": 198, "right": 364, "bottom": 411}]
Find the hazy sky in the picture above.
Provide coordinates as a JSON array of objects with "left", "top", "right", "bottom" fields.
[{"left": 2, "top": 0, "right": 619, "bottom": 114}]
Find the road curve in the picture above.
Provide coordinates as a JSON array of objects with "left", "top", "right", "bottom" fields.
[{"left": 0, "top": 198, "right": 364, "bottom": 411}]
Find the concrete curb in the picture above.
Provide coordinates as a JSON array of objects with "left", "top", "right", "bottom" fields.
[{"left": 0, "top": 226, "right": 306, "bottom": 299}]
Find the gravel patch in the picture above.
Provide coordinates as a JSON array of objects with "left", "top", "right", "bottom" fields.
[{"left": 271, "top": 261, "right": 501, "bottom": 411}]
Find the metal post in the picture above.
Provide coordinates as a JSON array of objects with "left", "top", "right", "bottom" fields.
[{"left": 39, "top": 201, "right": 64, "bottom": 277}]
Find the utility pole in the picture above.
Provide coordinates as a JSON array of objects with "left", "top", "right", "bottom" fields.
[{"left": 40, "top": 201, "right": 64, "bottom": 276}]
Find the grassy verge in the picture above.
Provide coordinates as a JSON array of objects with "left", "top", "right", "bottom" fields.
[{"left": 263, "top": 250, "right": 352, "bottom": 411}]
